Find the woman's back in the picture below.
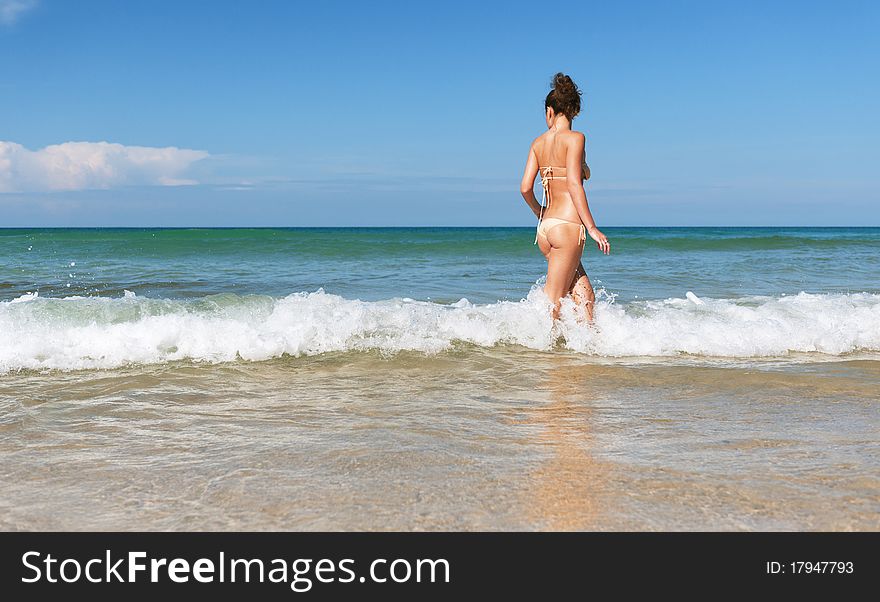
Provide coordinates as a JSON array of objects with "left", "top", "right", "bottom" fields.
[{"left": 533, "top": 129, "right": 589, "bottom": 224}]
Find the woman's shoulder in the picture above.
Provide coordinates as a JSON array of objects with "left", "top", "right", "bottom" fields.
[
  {"left": 530, "top": 130, "right": 549, "bottom": 147},
  {"left": 529, "top": 129, "right": 586, "bottom": 156},
  {"left": 563, "top": 129, "right": 586, "bottom": 144},
  {"left": 531, "top": 129, "right": 579, "bottom": 147}
]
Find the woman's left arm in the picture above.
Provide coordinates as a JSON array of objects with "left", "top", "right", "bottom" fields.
[
  {"left": 519, "top": 144, "right": 543, "bottom": 218},
  {"left": 566, "top": 133, "right": 610, "bottom": 254}
]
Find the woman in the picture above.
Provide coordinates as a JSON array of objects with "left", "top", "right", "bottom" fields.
[{"left": 520, "top": 73, "right": 610, "bottom": 322}]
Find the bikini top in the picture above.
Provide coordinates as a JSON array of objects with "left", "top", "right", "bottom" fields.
[
  {"left": 539, "top": 162, "right": 590, "bottom": 185},
  {"left": 538, "top": 161, "right": 590, "bottom": 209}
]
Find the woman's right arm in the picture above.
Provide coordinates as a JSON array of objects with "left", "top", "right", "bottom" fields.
[{"left": 520, "top": 144, "right": 543, "bottom": 218}]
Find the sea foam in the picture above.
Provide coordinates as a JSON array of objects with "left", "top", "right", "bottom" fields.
[{"left": 2, "top": 288, "right": 880, "bottom": 372}]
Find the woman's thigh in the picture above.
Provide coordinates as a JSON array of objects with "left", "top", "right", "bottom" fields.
[{"left": 544, "top": 224, "right": 585, "bottom": 298}]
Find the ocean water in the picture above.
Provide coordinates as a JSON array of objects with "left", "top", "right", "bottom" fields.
[{"left": 1, "top": 227, "right": 878, "bottom": 530}]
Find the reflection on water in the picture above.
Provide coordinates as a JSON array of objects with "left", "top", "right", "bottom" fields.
[
  {"left": 520, "top": 361, "right": 608, "bottom": 530},
  {"left": 0, "top": 351, "right": 878, "bottom": 531}
]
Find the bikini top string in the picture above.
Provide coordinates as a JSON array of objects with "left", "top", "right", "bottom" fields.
[{"left": 534, "top": 166, "right": 552, "bottom": 244}]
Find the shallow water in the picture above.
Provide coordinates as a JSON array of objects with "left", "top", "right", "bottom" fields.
[
  {"left": 1, "top": 227, "right": 878, "bottom": 530},
  {"left": 1, "top": 351, "right": 877, "bottom": 531}
]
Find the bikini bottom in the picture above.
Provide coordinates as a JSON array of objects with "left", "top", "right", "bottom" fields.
[{"left": 535, "top": 217, "right": 586, "bottom": 244}]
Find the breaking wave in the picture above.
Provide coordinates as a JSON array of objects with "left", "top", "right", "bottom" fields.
[{"left": 2, "top": 287, "right": 880, "bottom": 372}]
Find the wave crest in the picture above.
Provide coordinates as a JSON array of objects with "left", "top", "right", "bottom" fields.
[{"left": 2, "top": 288, "right": 879, "bottom": 372}]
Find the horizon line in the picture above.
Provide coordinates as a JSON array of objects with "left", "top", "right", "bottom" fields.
[{"left": 2, "top": 225, "right": 880, "bottom": 230}]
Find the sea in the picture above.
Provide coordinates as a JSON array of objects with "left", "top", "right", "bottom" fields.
[{"left": 1, "top": 227, "right": 878, "bottom": 530}]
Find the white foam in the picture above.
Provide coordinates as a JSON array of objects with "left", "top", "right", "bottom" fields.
[
  {"left": 686, "top": 291, "right": 704, "bottom": 305},
  {"left": 1, "top": 288, "right": 879, "bottom": 372},
  {"left": 9, "top": 291, "right": 38, "bottom": 303}
]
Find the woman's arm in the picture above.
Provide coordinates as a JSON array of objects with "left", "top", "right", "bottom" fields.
[
  {"left": 565, "top": 133, "right": 610, "bottom": 254},
  {"left": 520, "top": 145, "right": 543, "bottom": 218}
]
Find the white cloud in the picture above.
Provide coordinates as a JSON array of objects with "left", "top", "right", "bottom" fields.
[
  {"left": 0, "top": 141, "right": 209, "bottom": 192},
  {"left": 0, "top": 0, "right": 38, "bottom": 25}
]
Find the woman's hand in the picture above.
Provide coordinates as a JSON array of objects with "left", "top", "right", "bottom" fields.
[{"left": 588, "top": 226, "right": 610, "bottom": 255}]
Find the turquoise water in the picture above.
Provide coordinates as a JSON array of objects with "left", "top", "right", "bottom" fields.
[
  {"left": 4, "top": 226, "right": 879, "bottom": 303},
  {"left": 2, "top": 227, "right": 880, "bottom": 371}
]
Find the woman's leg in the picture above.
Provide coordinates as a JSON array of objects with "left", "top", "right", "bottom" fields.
[
  {"left": 543, "top": 223, "right": 586, "bottom": 320},
  {"left": 569, "top": 262, "right": 596, "bottom": 322}
]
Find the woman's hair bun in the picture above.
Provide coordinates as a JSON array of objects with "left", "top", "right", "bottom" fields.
[
  {"left": 545, "top": 72, "right": 582, "bottom": 120},
  {"left": 552, "top": 73, "right": 577, "bottom": 95}
]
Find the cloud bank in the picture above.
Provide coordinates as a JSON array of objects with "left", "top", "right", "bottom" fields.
[
  {"left": 0, "top": 141, "right": 210, "bottom": 192},
  {"left": 0, "top": 0, "right": 38, "bottom": 25}
]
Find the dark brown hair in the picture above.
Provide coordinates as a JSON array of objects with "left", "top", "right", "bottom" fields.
[{"left": 544, "top": 72, "right": 582, "bottom": 120}]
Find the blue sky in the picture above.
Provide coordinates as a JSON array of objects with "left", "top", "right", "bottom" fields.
[{"left": 1, "top": 0, "right": 877, "bottom": 226}]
